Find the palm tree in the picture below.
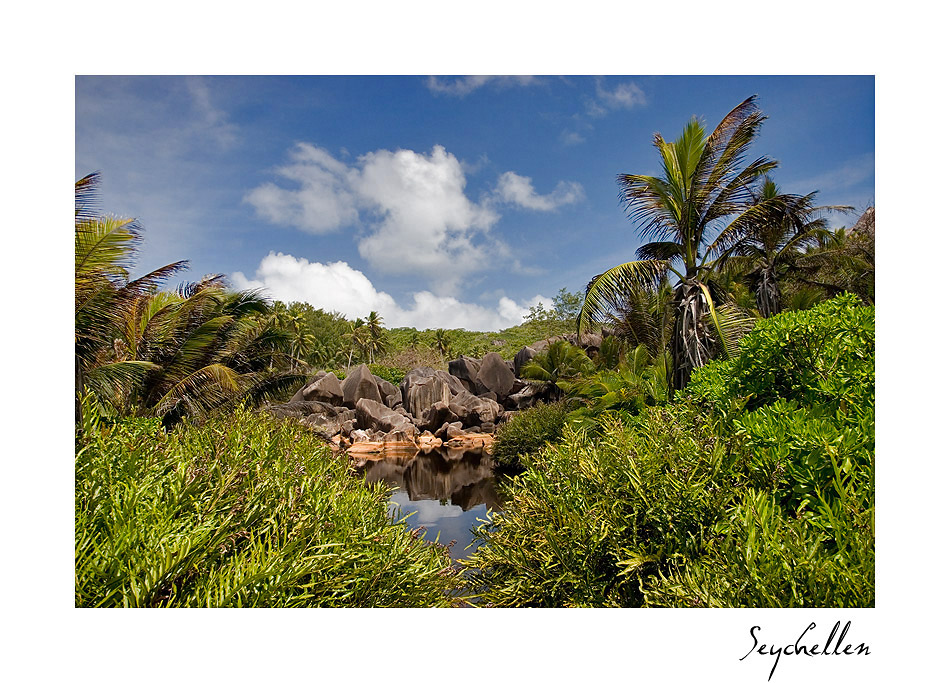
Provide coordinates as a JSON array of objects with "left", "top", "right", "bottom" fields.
[
  {"left": 76, "top": 173, "right": 302, "bottom": 425},
  {"left": 432, "top": 328, "right": 452, "bottom": 359},
  {"left": 713, "top": 177, "right": 852, "bottom": 318},
  {"left": 521, "top": 340, "right": 594, "bottom": 398},
  {"left": 579, "top": 96, "right": 787, "bottom": 390},
  {"left": 345, "top": 318, "right": 367, "bottom": 369},
  {"left": 790, "top": 208, "right": 875, "bottom": 305},
  {"left": 365, "top": 311, "right": 386, "bottom": 364},
  {"left": 75, "top": 173, "right": 188, "bottom": 420}
]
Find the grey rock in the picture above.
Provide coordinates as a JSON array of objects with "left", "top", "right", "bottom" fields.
[
  {"left": 475, "top": 352, "right": 515, "bottom": 398},
  {"left": 265, "top": 400, "right": 338, "bottom": 419},
  {"left": 448, "top": 356, "right": 481, "bottom": 393},
  {"left": 356, "top": 398, "right": 416, "bottom": 434},
  {"left": 400, "top": 368, "right": 454, "bottom": 420},
  {"left": 301, "top": 411, "right": 346, "bottom": 437},
  {"left": 289, "top": 370, "right": 327, "bottom": 403},
  {"left": 375, "top": 377, "right": 403, "bottom": 410},
  {"left": 514, "top": 346, "right": 538, "bottom": 378},
  {"left": 342, "top": 364, "right": 382, "bottom": 407},
  {"left": 292, "top": 371, "right": 343, "bottom": 405},
  {"left": 448, "top": 390, "right": 503, "bottom": 427}
]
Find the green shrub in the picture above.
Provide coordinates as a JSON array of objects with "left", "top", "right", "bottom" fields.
[
  {"left": 75, "top": 407, "right": 460, "bottom": 607},
  {"left": 368, "top": 364, "right": 406, "bottom": 386},
  {"left": 465, "top": 410, "right": 732, "bottom": 607},
  {"left": 687, "top": 293, "right": 874, "bottom": 412},
  {"left": 492, "top": 401, "right": 570, "bottom": 470},
  {"left": 464, "top": 295, "right": 874, "bottom": 607}
]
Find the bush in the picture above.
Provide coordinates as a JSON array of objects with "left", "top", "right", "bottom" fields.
[
  {"left": 368, "top": 363, "right": 406, "bottom": 386},
  {"left": 464, "top": 295, "right": 874, "bottom": 607},
  {"left": 491, "top": 401, "right": 570, "bottom": 470},
  {"left": 75, "top": 407, "right": 461, "bottom": 607},
  {"left": 465, "top": 409, "right": 732, "bottom": 607}
]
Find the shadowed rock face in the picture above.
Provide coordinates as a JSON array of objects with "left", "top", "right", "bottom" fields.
[
  {"left": 342, "top": 364, "right": 382, "bottom": 407},
  {"left": 448, "top": 356, "right": 481, "bottom": 393},
  {"left": 375, "top": 377, "right": 402, "bottom": 410},
  {"left": 356, "top": 398, "right": 416, "bottom": 435},
  {"left": 475, "top": 352, "right": 515, "bottom": 397},
  {"left": 292, "top": 371, "right": 344, "bottom": 405}
]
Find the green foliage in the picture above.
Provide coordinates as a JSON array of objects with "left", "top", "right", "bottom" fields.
[
  {"left": 75, "top": 408, "right": 460, "bottom": 607},
  {"left": 368, "top": 364, "right": 405, "bottom": 386},
  {"left": 521, "top": 340, "right": 594, "bottom": 394},
  {"left": 466, "top": 411, "right": 732, "bottom": 607},
  {"left": 492, "top": 402, "right": 570, "bottom": 470},
  {"left": 686, "top": 293, "right": 874, "bottom": 411},
  {"left": 465, "top": 295, "right": 874, "bottom": 607},
  {"left": 565, "top": 344, "right": 669, "bottom": 430}
]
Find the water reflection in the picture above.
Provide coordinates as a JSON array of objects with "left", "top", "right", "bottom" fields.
[{"left": 351, "top": 446, "right": 503, "bottom": 560}]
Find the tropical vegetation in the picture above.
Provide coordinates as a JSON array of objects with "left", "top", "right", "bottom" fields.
[
  {"left": 75, "top": 95, "right": 874, "bottom": 608},
  {"left": 462, "top": 295, "right": 874, "bottom": 607}
]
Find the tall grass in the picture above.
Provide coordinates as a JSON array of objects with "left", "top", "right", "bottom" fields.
[{"left": 76, "top": 404, "right": 461, "bottom": 607}]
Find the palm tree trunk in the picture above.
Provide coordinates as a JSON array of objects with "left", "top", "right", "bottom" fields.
[
  {"left": 670, "top": 280, "right": 716, "bottom": 391},
  {"left": 756, "top": 268, "right": 781, "bottom": 318}
]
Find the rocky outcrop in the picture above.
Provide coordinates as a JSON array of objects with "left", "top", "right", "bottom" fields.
[
  {"left": 342, "top": 364, "right": 382, "bottom": 407},
  {"left": 375, "top": 377, "right": 402, "bottom": 410},
  {"left": 356, "top": 397, "right": 416, "bottom": 436},
  {"left": 400, "top": 368, "right": 465, "bottom": 420},
  {"left": 448, "top": 356, "right": 482, "bottom": 393},
  {"left": 475, "top": 352, "right": 515, "bottom": 397},
  {"left": 272, "top": 337, "right": 599, "bottom": 453},
  {"left": 291, "top": 371, "right": 344, "bottom": 405}
]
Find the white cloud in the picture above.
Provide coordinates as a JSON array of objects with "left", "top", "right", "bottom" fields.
[
  {"left": 231, "top": 252, "right": 551, "bottom": 331},
  {"left": 494, "top": 171, "right": 585, "bottom": 211},
  {"left": 244, "top": 143, "right": 359, "bottom": 233},
  {"left": 586, "top": 77, "right": 648, "bottom": 117},
  {"left": 559, "top": 130, "right": 586, "bottom": 146},
  {"left": 245, "top": 143, "right": 585, "bottom": 294},
  {"left": 425, "top": 75, "right": 540, "bottom": 96},
  {"left": 353, "top": 145, "right": 500, "bottom": 290}
]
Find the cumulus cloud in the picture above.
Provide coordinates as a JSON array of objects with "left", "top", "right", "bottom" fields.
[
  {"left": 494, "top": 171, "right": 585, "bottom": 211},
  {"left": 231, "top": 252, "right": 551, "bottom": 331},
  {"left": 425, "top": 75, "right": 540, "bottom": 96},
  {"left": 247, "top": 143, "right": 585, "bottom": 294},
  {"left": 353, "top": 145, "right": 500, "bottom": 288}
]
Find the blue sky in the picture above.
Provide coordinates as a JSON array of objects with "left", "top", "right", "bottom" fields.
[{"left": 76, "top": 75, "right": 874, "bottom": 331}]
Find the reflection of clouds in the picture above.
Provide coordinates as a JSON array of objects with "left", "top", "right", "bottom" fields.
[
  {"left": 395, "top": 495, "right": 465, "bottom": 524},
  {"left": 388, "top": 491, "right": 491, "bottom": 560}
]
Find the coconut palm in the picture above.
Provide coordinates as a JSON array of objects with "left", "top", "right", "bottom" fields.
[
  {"left": 710, "top": 177, "right": 852, "bottom": 318},
  {"left": 345, "top": 318, "right": 368, "bottom": 369},
  {"left": 365, "top": 311, "right": 387, "bottom": 363},
  {"left": 521, "top": 340, "right": 594, "bottom": 398},
  {"left": 75, "top": 173, "right": 188, "bottom": 420},
  {"left": 790, "top": 208, "right": 875, "bottom": 305},
  {"left": 76, "top": 173, "right": 301, "bottom": 424},
  {"left": 579, "top": 96, "right": 786, "bottom": 390},
  {"left": 432, "top": 328, "right": 452, "bottom": 359}
]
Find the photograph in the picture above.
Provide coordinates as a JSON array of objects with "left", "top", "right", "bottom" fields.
[{"left": 74, "top": 74, "right": 876, "bottom": 610}]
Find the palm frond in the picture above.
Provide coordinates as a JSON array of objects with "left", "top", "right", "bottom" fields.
[{"left": 578, "top": 259, "right": 669, "bottom": 335}]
